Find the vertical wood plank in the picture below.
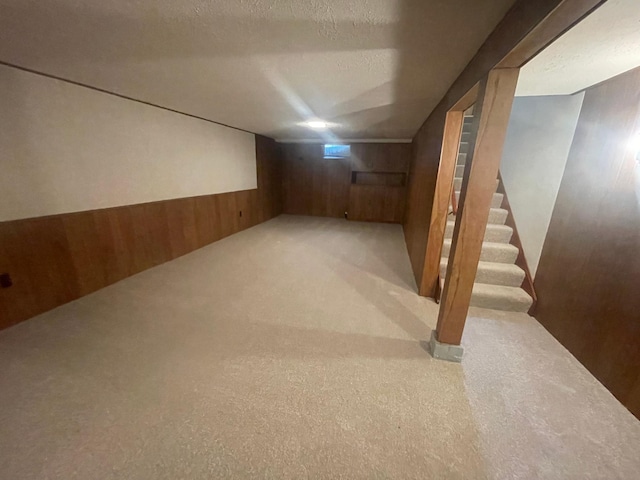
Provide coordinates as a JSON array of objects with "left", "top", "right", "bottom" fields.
[
  {"left": 62, "top": 211, "right": 107, "bottom": 296},
  {"left": 0, "top": 222, "right": 40, "bottom": 325},
  {"left": 436, "top": 68, "right": 519, "bottom": 345},
  {"left": 100, "top": 207, "right": 135, "bottom": 282},
  {"left": 420, "top": 111, "right": 465, "bottom": 297},
  {"left": 194, "top": 195, "right": 216, "bottom": 247},
  {"left": 165, "top": 197, "right": 199, "bottom": 258}
]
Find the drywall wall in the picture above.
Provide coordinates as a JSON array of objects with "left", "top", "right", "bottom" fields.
[
  {"left": 0, "top": 64, "right": 257, "bottom": 222},
  {"left": 500, "top": 93, "right": 584, "bottom": 276}
]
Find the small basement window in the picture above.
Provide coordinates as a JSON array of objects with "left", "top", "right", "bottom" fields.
[{"left": 324, "top": 144, "right": 351, "bottom": 159}]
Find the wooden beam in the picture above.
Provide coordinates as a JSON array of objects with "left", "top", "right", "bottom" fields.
[
  {"left": 436, "top": 68, "right": 520, "bottom": 346},
  {"left": 425, "top": 1, "right": 571, "bottom": 123},
  {"left": 498, "top": 0, "right": 606, "bottom": 68},
  {"left": 419, "top": 111, "right": 465, "bottom": 297},
  {"left": 451, "top": 83, "right": 479, "bottom": 112}
]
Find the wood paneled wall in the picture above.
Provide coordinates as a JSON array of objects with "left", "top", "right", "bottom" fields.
[
  {"left": 281, "top": 143, "right": 351, "bottom": 218},
  {"left": 534, "top": 67, "right": 640, "bottom": 418},
  {"left": 280, "top": 142, "right": 411, "bottom": 223},
  {"left": 349, "top": 144, "right": 411, "bottom": 223},
  {"left": 403, "top": 0, "right": 604, "bottom": 286},
  {"left": 0, "top": 135, "right": 282, "bottom": 330}
]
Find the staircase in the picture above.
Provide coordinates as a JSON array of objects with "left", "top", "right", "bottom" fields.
[{"left": 440, "top": 115, "right": 533, "bottom": 313}]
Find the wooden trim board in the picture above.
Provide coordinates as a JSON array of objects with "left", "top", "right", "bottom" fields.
[{"left": 419, "top": 111, "right": 465, "bottom": 297}]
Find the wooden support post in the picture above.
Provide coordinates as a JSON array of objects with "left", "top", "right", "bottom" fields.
[
  {"left": 419, "top": 111, "right": 464, "bottom": 297},
  {"left": 435, "top": 68, "right": 519, "bottom": 346}
]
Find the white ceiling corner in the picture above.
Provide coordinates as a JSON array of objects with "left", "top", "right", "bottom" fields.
[{"left": 517, "top": 0, "right": 640, "bottom": 97}]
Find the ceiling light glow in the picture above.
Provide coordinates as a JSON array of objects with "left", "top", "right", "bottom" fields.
[{"left": 306, "top": 120, "right": 328, "bottom": 129}]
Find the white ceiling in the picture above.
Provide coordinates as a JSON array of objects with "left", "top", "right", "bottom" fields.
[
  {"left": 517, "top": 0, "right": 640, "bottom": 96},
  {"left": 0, "top": 0, "right": 516, "bottom": 140}
]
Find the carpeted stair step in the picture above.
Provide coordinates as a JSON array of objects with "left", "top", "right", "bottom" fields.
[
  {"left": 439, "top": 279, "right": 533, "bottom": 313},
  {"left": 455, "top": 165, "right": 465, "bottom": 177},
  {"left": 469, "top": 283, "right": 533, "bottom": 312},
  {"left": 455, "top": 191, "right": 503, "bottom": 208},
  {"left": 440, "top": 259, "right": 525, "bottom": 287},
  {"left": 454, "top": 177, "right": 499, "bottom": 192},
  {"left": 487, "top": 207, "right": 508, "bottom": 225},
  {"left": 441, "top": 239, "right": 519, "bottom": 264},
  {"left": 458, "top": 152, "right": 467, "bottom": 165},
  {"left": 451, "top": 208, "right": 508, "bottom": 225},
  {"left": 445, "top": 220, "right": 513, "bottom": 243}
]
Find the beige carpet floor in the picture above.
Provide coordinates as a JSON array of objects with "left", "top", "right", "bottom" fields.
[{"left": 0, "top": 215, "right": 639, "bottom": 479}]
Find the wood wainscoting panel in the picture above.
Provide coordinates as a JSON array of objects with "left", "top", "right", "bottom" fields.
[{"left": 0, "top": 135, "right": 282, "bottom": 330}]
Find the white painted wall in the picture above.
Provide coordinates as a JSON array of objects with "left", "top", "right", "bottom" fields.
[
  {"left": 500, "top": 93, "right": 584, "bottom": 277},
  {"left": 0, "top": 64, "right": 257, "bottom": 222}
]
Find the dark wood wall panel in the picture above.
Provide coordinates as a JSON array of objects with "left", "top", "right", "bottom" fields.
[
  {"left": 348, "top": 143, "right": 411, "bottom": 223},
  {"left": 348, "top": 186, "right": 406, "bottom": 223},
  {"left": 0, "top": 135, "right": 282, "bottom": 330},
  {"left": 281, "top": 143, "right": 351, "bottom": 218},
  {"left": 350, "top": 143, "right": 411, "bottom": 173},
  {"left": 280, "top": 142, "right": 411, "bottom": 223},
  {"left": 534, "top": 67, "right": 640, "bottom": 418}
]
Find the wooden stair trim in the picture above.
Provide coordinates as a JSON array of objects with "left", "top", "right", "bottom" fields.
[{"left": 496, "top": 171, "right": 537, "bottom": 314}]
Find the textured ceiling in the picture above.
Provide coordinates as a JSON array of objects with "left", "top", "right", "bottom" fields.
[
  {"left": 0, "top": 0, "right": 516, "bottom": 140},
  {"left": 517, "top": 0, "right": 640, "bottom": 96}
]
